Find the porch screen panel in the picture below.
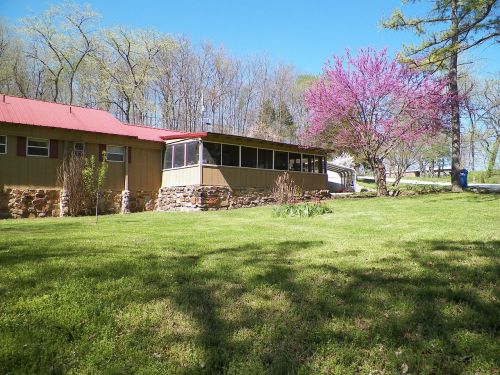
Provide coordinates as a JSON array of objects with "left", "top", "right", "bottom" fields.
[
  {"left": 241, "top": 147, "right": 257, "bottom": 168},
  {"left": 302, "top": 155, "right": 314, "bottom": 172},
  {"left": 315, "top": 156, "right": 324, "bottom": 173},
  {"left": 289, "top": 153, "right": 301, "bottom": 171},
  {"left": 164, "top": 145, "right": 173, "bottom": 169},
  {"left": 222, "top": 144, "right": 239, "bottom": 166},
  {"left": 186, "top": 141, "right": 199, "bottom": 166},
  {"left": 203, "top": 142, "right": 221, "bottom": 165},
  {"left": 274, "top": 151, "right": 288, "bottom": 170},
  {"left": 173, "top": 144, "right": 185, "bottom": 168},
  {"left": 258, "top": 149, "right": 273, "bottom": 169}
]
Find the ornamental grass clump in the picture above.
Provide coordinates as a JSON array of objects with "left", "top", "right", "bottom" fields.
[
  {"left": 272, "top": 172, "right": 299, "bottom": 205},
  {"left": 273, "top": 202, "right": 333, "bottom": 218}
]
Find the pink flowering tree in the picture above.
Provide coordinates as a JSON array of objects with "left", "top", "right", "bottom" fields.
[{"left": 305, "top": 48, "right": 450, "bottom": 196}]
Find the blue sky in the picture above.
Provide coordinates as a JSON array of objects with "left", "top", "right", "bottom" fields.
[{"left": 2, "top": 0, "right": 499, "bottom": 75}]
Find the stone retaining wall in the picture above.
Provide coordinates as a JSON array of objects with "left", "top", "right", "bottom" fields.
[
  {"left": 156, "top": 185, "right": 329, "bottom": 212},
  {"left": 2, "top": 185, "right": 329, "bottom": 217},
  {"left": 1, "top": 188, "right": 157, "bottom": 219},
  {"left": 5, "top": 189, "right": 61, "bottom": 219}
]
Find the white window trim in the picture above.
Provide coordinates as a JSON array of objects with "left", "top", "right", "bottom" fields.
[
  {"left": 0, "top": 135, "right": 6, "bottom": 155},
  {"left": 172, "top": 142, "right": 186, "bottom": 169},
  {"left": 74, "top": 142, "right": 85, "bottom": 155},
  {"left": 106, "top": 145, "right": 125, "bottom": 163},
  {"left": 163, "top": 140, "right": 200, "bottom": 171},
  {"left": 27, "top": 137, "right": 49, "bottom": 158}
]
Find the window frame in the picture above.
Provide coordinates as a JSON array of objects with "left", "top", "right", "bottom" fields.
[
  {"left": 185, "top": 141, "right": 200, "bottom": 166},
  {"left": 273, "top": 150, "right": 289, "bottom": 171},
  {"left": 0, "top": 135, "right": 6, "bottom": 155},
  {"left": 106, "top": 145, "right": 125, "bottom": 163},
  {"left": 202, "top": 142, "right": 222, "bottom": 166},
  {"left": 163, "top": 139, "right": 201, "bottom": 171},
  {"left": 240, "top": 146, "right": 258, "bottom": 169},
  {"left": 256, "top": 147, "right": 274, "bottom": 170},
  {"left": 198, "top": 140, "right": 327, "bottom": 174},
  {"left": 73, "top": 142, "right": 85, "bottom": 156},
  {"left": 288, "top": 152, "right": 301, "bottom": 172},
  {"left": 221, "top": 143, "right": 240, "bottom": 167},
  {"left": 27, "top": 137, "right": 49, "bottom": 158}
]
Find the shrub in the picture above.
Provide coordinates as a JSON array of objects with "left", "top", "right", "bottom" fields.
[
  {"left": 273, "top": 202, "right": 333, "bottom": 217},
  {"left": 272, "top": 172, "right": 299, "bottom": 205},
  {"left": 57, "top": 153, "right": 87, "bottom": 216},
  {"left": 399, "top": 184, "right": 451, "bottom": 194}
]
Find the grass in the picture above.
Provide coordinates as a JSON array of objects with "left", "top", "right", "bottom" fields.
[{"left": 0, "top": 193, "right": 499, "bottom": 374}]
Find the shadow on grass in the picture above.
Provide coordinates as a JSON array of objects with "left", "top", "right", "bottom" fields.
[{"left": 0, "top": 238, "right": 498, "bottom": 374}]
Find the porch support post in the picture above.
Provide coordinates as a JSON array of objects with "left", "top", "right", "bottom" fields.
[{"left": 121, "top": 146, "right": 130, "bottom": 214}]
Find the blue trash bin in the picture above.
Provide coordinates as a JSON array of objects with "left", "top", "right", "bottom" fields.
[{"left": 459, "top": 169, "right": 468, "bottom": 189}]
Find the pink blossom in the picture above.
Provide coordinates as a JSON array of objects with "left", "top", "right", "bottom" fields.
[{"left": 304, "top": 48, "right": 450, "bottom": 158}]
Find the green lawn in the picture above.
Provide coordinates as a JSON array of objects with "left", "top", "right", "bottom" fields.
[{"left": 1, "top": 193, "right": 499, "bottom": 374}]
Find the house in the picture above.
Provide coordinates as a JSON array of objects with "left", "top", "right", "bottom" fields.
[{"left": 0, "top": 94, "right": 328, "bottom": 218}]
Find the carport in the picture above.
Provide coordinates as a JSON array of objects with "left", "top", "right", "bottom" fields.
[{"left": 327, "top": 162, "right": 357, "bottom": 192}]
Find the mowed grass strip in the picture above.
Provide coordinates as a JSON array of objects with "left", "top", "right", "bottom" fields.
[{"left": 0, "top": 193, "right": 498, "bottom": 374}]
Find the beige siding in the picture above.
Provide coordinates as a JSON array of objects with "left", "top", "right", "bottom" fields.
[
  {"left": 0, "top": 134, "right": 61, "bottom": 189},
  {"left": 0, "top": 122, "right": 163, "bottom": 192},
  {"left": 202, "top": 165, "right": 327, "bottom": 190},
  {"left": 162, "top": 166, "right": 200, "bottom": 187}
]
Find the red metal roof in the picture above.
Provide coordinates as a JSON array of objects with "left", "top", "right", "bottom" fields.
[{"left": 0, "top": 94, "right": 189, "bottom": 142}]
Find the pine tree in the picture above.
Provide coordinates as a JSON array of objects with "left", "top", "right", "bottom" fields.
[{"left": 383, "top": 0, "right": 499, "bottom": 192}]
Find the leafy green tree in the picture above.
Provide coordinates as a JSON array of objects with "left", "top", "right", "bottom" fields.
[
  {"left": 258, "top": 99, "right": 276, "bottom": 126},
  {"left": 82, "top": 153, "right": 108, "bottom": 223},
  {"left": 383, "top": 0, "right": 499, "bottom": 192},
  {"left": 276, "top": 101, "right": 295, "bottom": 141}
]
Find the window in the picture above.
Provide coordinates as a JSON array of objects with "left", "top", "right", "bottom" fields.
[
  {"left": 258, "top": 149, "right": 273, "bottom": 169},
  {"left": 274, "top": 151, "right": 288, "bottom": 170},
  {"left": 315, "top": 156, "right": 324, "bottom": 173},
  {"left": 302, "top": 154, "right": 314, "bottom": 172},
  {"left": 74, "top": 142, "right": 85, "bottom": 156},
  {"left": 203, "top": 142, "right": 221, "bottom": 165},
  {"left": 186, "top": 141, "right": 199, "bottom": 166},
  {"left": 164, "top": 144, "right": 173, "bottom": 169},
  {"left": 289, "top": 153, "right": 301, "bottom": 171},
  {"left": 0, "top": 135, "right": 6, "bottom": 154},
  {"left": 241, "top": 146, "right": 257, "bottom": 168},
  {"left": 222, "top": 144, "right": 239, "bottom": 166},
  {"left": 106, "top": 145, "right": 125, "bottom": 162},
  {"left": 27, "top": 138, "right": 49, "bottom": 157},
  {"left": 173, "top": 144, "right": 185, "bottom": 168}
]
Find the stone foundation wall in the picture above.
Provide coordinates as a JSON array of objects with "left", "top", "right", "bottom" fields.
[
  {"left": 5, "top": 189, "right": 61, "bottom": 219},
  {"left": 156, "top": 185, "right": 330, "bottom": 212},
  {"left": 1, "top": 188, "right": 157, "bottom": 219}
]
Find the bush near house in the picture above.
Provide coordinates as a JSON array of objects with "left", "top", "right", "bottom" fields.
[{"left": 273, "top": 201, "right": 333, "bottom": 217}]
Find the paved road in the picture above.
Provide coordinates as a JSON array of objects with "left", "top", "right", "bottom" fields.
[{"left": 358, "top": 176, "right": 500, "bottom": 193}]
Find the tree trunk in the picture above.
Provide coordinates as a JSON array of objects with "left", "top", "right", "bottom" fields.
[
  {"left": 373, "top": 158, "right": 388, "bottom": 196},
  {"left": 485, "top": 136, "right": 499, "bottom": 178},
  {"left": 450, "top": 0, "right": 462, "bottom": 192}
]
